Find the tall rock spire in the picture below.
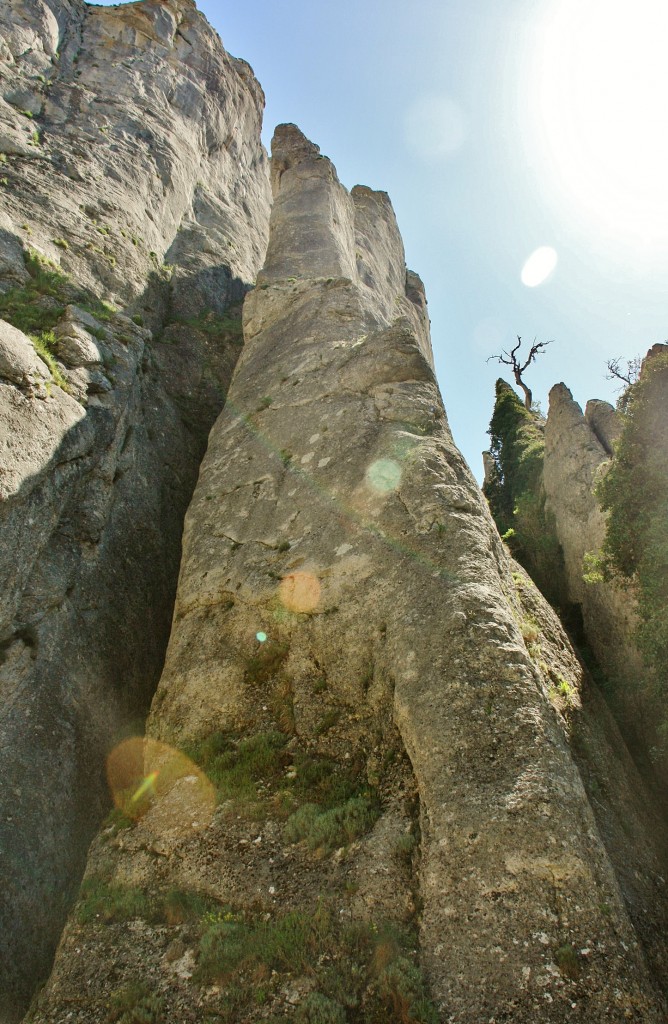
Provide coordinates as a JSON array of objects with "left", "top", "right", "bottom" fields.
[{"left": 31, "top": 124, "right": 668, "bottom": 1023}]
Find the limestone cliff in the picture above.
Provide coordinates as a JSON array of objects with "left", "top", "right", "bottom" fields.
[
  {"left": 28, "top": 124, "right": 668, "bottom": 1023},
  {"left": 0, "top": 1, "right": 270, "bottom": 1017}
]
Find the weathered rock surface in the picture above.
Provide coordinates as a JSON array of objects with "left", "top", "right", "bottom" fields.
[
  {"left": 0, "top": 0, "right": 269, "bottom": 307},
  {"left": 30, "top": 125, "right": 668, "bottom": 1024},
  {"left": 0, "top": 319, "right": 49, "bottom": 391},
  {"left": 584, "top": 398, "right": 621, "bottom": 454},
  {"left": 543, "top": 385, "right": 643, "bottom": 703},
  {"left": 0, "top": 1, "right": 270, "bottom": 1018}
]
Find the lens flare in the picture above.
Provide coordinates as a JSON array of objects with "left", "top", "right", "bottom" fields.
[
  {"left": 106, "top": 737, "right": 215, "bottom": 832},
  {"left": 278, "top": 571, "right": 321, "bottom": 613},
  {"left": 366, "top": 458, "right": 402, "bottom": 494},
  {"left": 521, "top": 247, "right": 558, "bottom": 287},
  {"left": 404, "top": 94, "right": 466, "bottom": 161},
  {"left": 256, "top": 631, "right": 267, "bottom": 643}
]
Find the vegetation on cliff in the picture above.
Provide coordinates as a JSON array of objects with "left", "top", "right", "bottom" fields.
[
  {"left": 484, "top": 379, "right": 565, "bottom": 605},
  {"left": 594, "top": 349, "right": 668, "bottom": 762}
]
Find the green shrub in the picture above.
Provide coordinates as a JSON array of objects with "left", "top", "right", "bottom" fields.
[
  {"left": 245, "top": 640, "right": 289, "bottom": 684},
  {"left": 173, "top": 309, "right": 243, "bottom": 339},
  {"left": 393, "top": 833, "right": 417, "bottom": 866},
  {"left": 78, "top": 878, "right": 225, "bottom": 931},
  {"left": 289, "top": 751, "right": 366, "bottom": 809},
  {"left": 315, "top": 709, "right": 340, "bottom": 736},
  {"left": 185, "top": 728, "right": 378, "bottom": 837},
  {"left": 335, "top": 921, "right": 438, "bottom": 1024},
  {"left": 376, "top": 954, "right": 439, "bottom": 1022},
  {"left": 102, "top": 807, "right": 134, "bottom": 836},
  {"left": 484, "top": 379, "right": 565, "bottom": 605}
]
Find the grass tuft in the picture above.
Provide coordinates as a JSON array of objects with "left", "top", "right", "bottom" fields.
[
  {"left": 30, "top": 330, "right": 70, "bottom": 392},
  {"left": 284, "top": 795, "right": 380, "bottom": 852},
  {"left": 555, "top": 943, "right": 580, "bottom": 979},
  {"left": 108, "top": 981, "right": 164, "bottom": 1024},
  {"left": 76, "top": 878, "right": 153, "bottom": 925}
]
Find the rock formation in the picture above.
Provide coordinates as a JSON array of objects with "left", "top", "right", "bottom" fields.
[
  {"left": 26, "top": 121, "right": 668, "bottom": 1023},
  {"left": 4, "top": 3, "right": 668, "bottom": 1022},
  {"left": 0, "top": 0, "right": 270, "bottom": 1016},
  {"left": 486, "top": 361, "right": 668, "bottom": 813},
  {"left": 542, "top": 376, "right": 668, "bottom": 790},
  {"left": 542, "top": 385, "right": 640, "bottom": 688}
]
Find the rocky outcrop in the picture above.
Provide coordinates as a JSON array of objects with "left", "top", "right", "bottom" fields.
[
  {"left": 584, "top": 399, "right": 621, "bottom": 455},
  {"left": 0, "top": 1, "right": 270, "bottom": 1017},
  {"left": 542, "top": 385, "right": 640, "bottom": 689},
  {"left": 29, "top": 125, "right": 668, "bottom": 1024},
  {"left": 0, "top": 0, "right": 269, "bottom": 306}
]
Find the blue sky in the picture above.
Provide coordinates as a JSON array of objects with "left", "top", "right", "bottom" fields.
[{"left": 99, "top": 0, "right": 667, "bottom": 480}]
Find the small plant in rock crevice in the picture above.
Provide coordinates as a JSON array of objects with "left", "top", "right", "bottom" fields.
[
  {"left": 0, "top": 248, "right": 116, "bottom": 347},
  {"left": 108, "top": 980, "right": 164, "bottom": 1024},
  {"left": 76, "top": 878, "right": 154, "bottom": 925},
  {"left": 283, "top": 794, "right": 380, "bottom": 852},
  {"left": 30, "top": 330, "right": 70, "bottom": 392},
  {"left": 244, "top": 639, "right": 290, "bottom": 685},
  {"left": 555, "top": 943, "right": 580, "bottom": 980}
]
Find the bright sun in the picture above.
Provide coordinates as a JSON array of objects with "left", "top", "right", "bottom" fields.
[{"left": 532, "top": 0, "right": 668, "bottom": 250}]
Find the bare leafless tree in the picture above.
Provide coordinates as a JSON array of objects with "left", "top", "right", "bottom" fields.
[
  {"left": 486, "top": 336, "right": 553, "bottom": 410},
  {"left": 605, "top": 356, "right": 641, "bottom": 390}
]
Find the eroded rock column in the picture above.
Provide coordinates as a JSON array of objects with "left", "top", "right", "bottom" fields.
[{"left": 148, "top": 127, "right": 667, "bottom": 1022}]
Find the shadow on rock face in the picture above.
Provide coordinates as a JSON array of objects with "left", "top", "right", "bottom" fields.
[{"left": 0, "top": 247, "right": 249, "bottom": 1021}]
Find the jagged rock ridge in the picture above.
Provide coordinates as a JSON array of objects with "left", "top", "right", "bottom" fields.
[
  {"left": 29, "top": 121, "right": 668, "bottom": 1023},
  {"left": 0, "top": 0, "right": 270, "bottom": 1017}
]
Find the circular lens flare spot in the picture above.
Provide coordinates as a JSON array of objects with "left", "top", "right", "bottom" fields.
[
  {"left": 256, "top": 631, "right": 267, "bottom": 643},
  {"left": 404, "top": 94, "right": 467, "bottom": 161},
  {"left": 106, "top": 737, "right": 215, "bottom": 833},
  {"left": 366, "top": 458, "right": 402, "bottom": 494},
  {"left": 279, "top": 572, "right": 321, "bottom": 613},
  {"left": 521, "top": 247, "right": 558, "bottom": 287}
]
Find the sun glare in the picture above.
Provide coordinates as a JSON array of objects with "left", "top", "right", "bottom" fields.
[{"left": 532, "top": 0, "right": 668, "bottom": 249}]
